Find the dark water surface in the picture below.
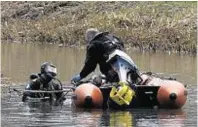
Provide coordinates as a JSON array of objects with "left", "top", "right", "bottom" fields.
[
  {"left": 1, "top": 43, "right": 197, "bottom": 127},
  {"left": 1, "top": 84, "right": 197, "bottom": 127}
]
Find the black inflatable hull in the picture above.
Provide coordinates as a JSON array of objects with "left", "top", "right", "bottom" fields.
[{"left": 100, "top": 85, "right": 160, "bottom": 109}]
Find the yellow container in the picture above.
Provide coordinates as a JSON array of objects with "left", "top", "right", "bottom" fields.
[{"left": 110, "top": 82, "right": 135, "bottom": 105}]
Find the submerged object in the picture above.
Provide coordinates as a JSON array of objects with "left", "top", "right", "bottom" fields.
[
  {"left": 73, "top": 83, "right": 103, "bottom": 108},
  {"left": 157, "top": 80, "right": 187, "bottom": 108}
]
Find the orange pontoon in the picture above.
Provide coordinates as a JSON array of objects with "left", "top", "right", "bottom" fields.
[{"left": 73, "top": 83, "right": 103, "bottom": 108}]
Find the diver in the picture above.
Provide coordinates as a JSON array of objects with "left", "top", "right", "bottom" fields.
[
  {"left": 71, "top": 28, "right": 143, "bottom": 107},
  {"left": 22, "top": 62, "right": 64, "bottom": 102},
  {"left": 71, "top": 28, "right": 125, "bottom": 84},
  {"left": 71, "top": 28, "right": 141, "bottom": 85}
]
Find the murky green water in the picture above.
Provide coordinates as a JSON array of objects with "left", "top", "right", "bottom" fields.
[{"left": 1, "top": 43, "right": 197, "bottom": 127}]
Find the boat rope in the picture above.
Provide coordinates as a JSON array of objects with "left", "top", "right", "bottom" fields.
[
  {"left": 8, "top": 78, "right": 75, "bottom": 102},
  {"left": 53, "top": 77, "right": 63, "bottom": 90},
  {"left": 9, "top": 88, "right": 73, "bottom": 97},
  {"left": 57, "top": 88, "right": 74, "bottom": 102},
  {"left": 23, "top": 89, "right": 71, "bottom": 93}
]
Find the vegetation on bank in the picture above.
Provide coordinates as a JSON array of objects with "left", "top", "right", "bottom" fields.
[{"left": 1, "top": 1, "right": 197, "bottom": 54}]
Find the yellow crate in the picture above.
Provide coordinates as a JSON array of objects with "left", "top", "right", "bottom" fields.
[{"left": 110, "top": 82, "right": 135, "bottom": 105}]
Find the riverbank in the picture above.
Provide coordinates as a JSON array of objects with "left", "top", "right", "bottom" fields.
[{"left": 1, "top": 1, "right": 197, "bottom": 54}]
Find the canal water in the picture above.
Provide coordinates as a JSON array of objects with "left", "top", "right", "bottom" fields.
[{"left": 1, "top": 43, "right": 197, "bottom": 127}]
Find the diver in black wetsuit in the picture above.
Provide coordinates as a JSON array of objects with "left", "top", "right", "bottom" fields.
[
  {"left": 71, "top": 28, "right": 125, "bottom": 84},
  {"left": 22, "top": 62, "right": 64, "bottom": 102}
]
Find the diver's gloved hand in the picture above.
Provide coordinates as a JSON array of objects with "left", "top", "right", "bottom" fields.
[{"left": 71, "top": 74, "right": 81, "bottom": 83}]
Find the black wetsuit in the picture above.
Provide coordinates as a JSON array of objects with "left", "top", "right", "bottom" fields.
[
  {"left": 22, "top": 73, "right": 63, "bottom": 101},
  {"left": 79, "top": 32, "right": 124, "bottom": 82}
]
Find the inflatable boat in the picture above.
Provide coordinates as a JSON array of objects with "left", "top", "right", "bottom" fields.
[
  {"left": 72, "top": 50, "right": 187, "bottom": 109},
  {"left": 72, "top": 73, "right": 187, "bottom": 109}
]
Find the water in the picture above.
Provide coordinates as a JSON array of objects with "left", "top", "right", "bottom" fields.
[{"left": 1, "top": 43, "right": 197, "bottom": 127}]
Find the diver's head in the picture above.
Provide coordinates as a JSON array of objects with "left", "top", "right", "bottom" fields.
[
  {"left": 85, "top": 28, "right": 100, "bottom": 43},
  {"left": 40, "top": 62, "right": 57, "bottom": 83}
]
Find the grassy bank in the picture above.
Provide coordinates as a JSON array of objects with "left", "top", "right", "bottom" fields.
[{"left": 1, "top": 1, "right": 197, "bottom": 54}]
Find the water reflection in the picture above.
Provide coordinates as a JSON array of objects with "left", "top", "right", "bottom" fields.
[
  {"left": 71, "top": 108, "right": 102, "bottom": 127},
  {"left": 99, "top": 109, "right": 186, "bottom": 127},
  {"left": 1, "top": 89, "right": 193, "bottom": 127},
  {"left": 25, "top": 101, "right": 58, "bottom": 113},
  {"left": 100, "top": 110, "right": 133, "bottom": 127},
  {"left": 156, "top": 109, "right": 186, "bottom": 127},
  {"left": 70, "top": 106, "right": 187, "bottom": 127},
  {"left": 1, "top": 43, "right": 197, "bottom": 85}
]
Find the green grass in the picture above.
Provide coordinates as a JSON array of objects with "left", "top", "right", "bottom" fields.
[{"left": 1, "top": 1, "right": 197, "bottom": 54}]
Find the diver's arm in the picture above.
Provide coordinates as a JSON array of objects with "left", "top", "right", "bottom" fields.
[
  {"left": 25, "top": 74, "right": 41, "bottom": 90},
  {"left": 80, "top": 45, "right": 97, "bottom": 79}
]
